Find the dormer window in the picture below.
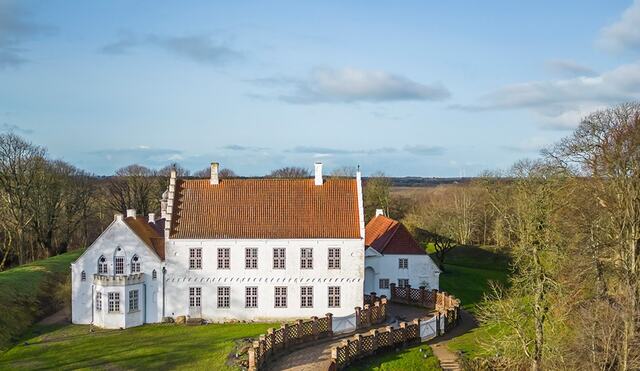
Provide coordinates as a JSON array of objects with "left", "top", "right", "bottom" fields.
[
  {"left": 131, "top": 255, "right": 140, "bottom": 273},
  {"left": 98, "top": 256, "right": 108, "bottom": 274}
]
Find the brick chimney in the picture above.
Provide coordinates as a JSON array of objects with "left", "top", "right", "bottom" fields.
[
  {"left": 210, "top": 162, "right": 219, "bottom": 185},
  {"left": 314, "top": 162, "right": 323, "bottom": 186}
]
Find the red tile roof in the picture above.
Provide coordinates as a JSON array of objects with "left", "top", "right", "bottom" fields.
[
  {"left": 365, "top": 215, "right": 426, "bottom": 255},
  {"left": 170, "top": 178, "right": 361, "bottom": 239},
  {"left": 124, "top": 216, "right": 165, "bottom": 260}
]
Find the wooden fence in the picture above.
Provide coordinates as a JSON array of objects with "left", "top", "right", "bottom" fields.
[
  {"left": 330, "top": 291, "right": 460, "bottom": 370},
  {"left": 248, "top": 299, "right": 388, "bottom": 371}
]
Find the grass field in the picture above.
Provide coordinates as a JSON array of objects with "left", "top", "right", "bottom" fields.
[
  {"left": 0, "top": 250, "right": 83, "bottom": 350},
  {"left": 346, "top": 343, "right": 441, "bottom": 371},
  {"left": 0, "top": 322, "right": 275, "bottom": 370}
]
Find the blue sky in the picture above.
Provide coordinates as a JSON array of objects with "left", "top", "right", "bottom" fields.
[{"left": 1, "top": 0, "right": 640, "bottom": 176}]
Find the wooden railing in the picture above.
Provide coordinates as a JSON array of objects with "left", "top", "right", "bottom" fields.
[
  {"left": 248, "top": 299, "right": 388, "bottom": 371},
  {"left": 388, "top": 283, "right": 437, "bottom": 308}
]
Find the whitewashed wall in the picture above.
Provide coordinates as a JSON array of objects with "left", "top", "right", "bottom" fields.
[
  {"left": 70, "top": 219, "right": 163, "bottom": 328},
  {"left": 364, "top": 251, "right": 440, "bottom": 297},
  {"left": 164, "top": 238, "right": 365, "bottom": 321}
]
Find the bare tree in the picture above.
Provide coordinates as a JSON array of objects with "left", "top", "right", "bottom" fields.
[
  {"left": 193, "top": 167, "right": 237, "bottom": 178},
  {"left": 104, "top": 164, "right": 160, "bottom": 216},
  {"left": 269, "top": 166, "right": 311, "bottom": 178}
]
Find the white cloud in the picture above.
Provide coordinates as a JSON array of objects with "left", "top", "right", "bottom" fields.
[
  {"left": 545, "top": 59, "right": 597, "bottom": 77},
  {"left": 501, "top": 136, "right": 554, "bottom": 153},
  {"left": 598, "top": 0, "right": 640, "bottom": 53},
  {"left": 451, "top": 61, "right": 640, "bottom": 129},
  {"left": 254, "top": 67, "right": 450, "bottom": 104}
]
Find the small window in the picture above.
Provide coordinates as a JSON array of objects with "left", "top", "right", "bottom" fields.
[
  {"left": 129, "top": 290, "right": 139, "bottom": 312},
  {"left": 108, "top": 292, "right": 120, "bottom": 313},
  {"left": 189, "top": 287, "right": 202, "bottom": 308},
  {"left": 96, "top": 292, "right": 102, "bottom": 311},
  {"left": 98, "top": 256, "right": 108, "bottom": 274},
  {"left": 152, "top": 269, "right": 157, "bottom": 279},
  {"left": 328, "top": 248, "right": 341, "bottom": 269},
  {"left": 274, "top": 286, "right": 287, "bottom": 308},
  {"left": 300, "top": 248, "right": 313, "bottom": 269},
  {"left": 217, "top": 248, "right": 230, "bottom": 269},
  {"left": 115, "top": 256, "right": 125, "bottom": 275},
  {"left": 81, "top": 271, "right": 86, "bottom": 281},
  {"left": 217, "top": 287, "right": 230, "bottom": 308},
  {"left": 189, "top": 248, "right": 202, "bottom": 270},
  {"left": 379, "top": 278, "right": 390, "bottom": 289},
  {"left": 300, "top": 286, "right": 313, "bottom": 308},
  {"left": 245, "top": 287, "right": 258, "bottom": 308},
  {"left": 398, "top": 279, "right": 410, "bottom": 288},
  {"left": 130, "top": 255, "right": 140, "bottom": 273},
  {"left": 273, "top": 248, "right": 286, "bottom": 269},
  {"left": 328, "top": 286, "right": 340, "bottom": 308},
  {"left": 399, "top": 258, "right": 409, "bottom": 269},
  {"left": 245, "top": 248, "right": 258, "bottom": 269}
]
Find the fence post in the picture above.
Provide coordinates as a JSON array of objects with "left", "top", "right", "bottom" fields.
[
  {"left": 281, "top": 323, "right": 289, "bottom": 349},
  {"left": 370, "top": 291, "right": 377, "bottom": 304},
  {"left": 435, "top": 312, "right": 441, "bottom": 336},
  {"left": 419, "top": 286, "right": 427, "bottom": 306},
  {"left": 311, "top": 316, "right": 319, "bottom": 339},
  {"left": 390, "top": 283, "right": 396, "bottom": 301},
  {"left": 431, "top": 289, "right": 438, "bottom": 309},
  {"left": 380, "top": 297, "right": 387, "bottom": 319},
  {"left": 266, "top": 328, "right": 275, "bottom": 356},
  {"left": 412, "top": 319, "right": 420, "bottom": 343},
  {"left": 248, "top": 346, "right": 257, "bottom": 371},
  {"left": 343, "top": 339, "right": 351, "bottom": 364},
  {"left": 354, "top": 334, "right": 363, "bottom": 360},
  {"left": 326, "top": 313, "right": 333, "bottom": 336},
  {"left": 399, "top": 322, "right": 408, "bottom": 346},
  {"left": 295, "top": 319, "right": 304, "bottom": 344},
  {"left": 405, "top": 284, "right": 411, "bottom": 302},
  {"left": 370, "top": 329, "right": 379, "bottom": 354},
  {"left": 354, "top": 306, "right": 362, "bottom": 329},
  {"left": 364, "top": 304, "right": 372, "bottom": 327}
]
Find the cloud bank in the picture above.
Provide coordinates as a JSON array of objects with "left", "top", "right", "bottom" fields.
[
  {"left": 0, "top": 3, "right": 52, "bottom": 69},
  {"left": 598, "top": 0, "right": 640, "bottom": 53}
]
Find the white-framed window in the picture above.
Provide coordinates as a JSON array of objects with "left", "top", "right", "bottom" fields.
[
  {"left": 300, "top": 248, "right": 313, "bottom": 269},
  {"left": 398, "top": 279, "right": 410, "bottom": 288},
  {"left": 98, "top": 255, "right": 108, "bottom": 274},
  {"left": 273, "top": 248, "right": 286, "bottom": 269},
  {"left": 189, "top": 248, "right": 202, "bottom": 270},
  {"left": 328, "top": 248, "right": 341, "bottom": 269},
  {"left": 130, "top": 255, "right": 140, "bottom": 273},
  {"left": 217, "top": 248, "right": 230, "bottom": 269},
  {"left": 274, "top": 286, "right": 287, "bottom": 308},
  {"left": 217, "top": 287, "right": 230, "bottom": 308},
  {"left": 115, "top": 256, "right": 125, "bottom": 275},
  {"left": 399, "top": 258, "right": 409, "bottom": 269},
  {"left": 245, "top": 248, "right": 258, "bottom": 269},
  {"left": 328, "top": 286, "right": 340, "bottom": 308},
  {"left": 245, "top": 287, "right": 258, "bottom": 308},
  {"left": 379, "top": 278, "right": 390, "bottom": 289},
  {"left": 300, "top": 286, "right": 313, "bottom": 308},
  {"left": 152, "top": 269, "right": 157, "bottom": 279},
  {"left": 129, "top": 290, "right": 139, "bottom": 312},
  {"left": 81, "top": 271, "right": 86, "bottom": 281},
  {"left": 189, "top": 287, "right": 202, "bottom": 307},
  {"left": 96, "top": 291, "right": 102, "bottom": 311},
  {"left": 108, "top": 292, "right": 120, "bottom": 312}
]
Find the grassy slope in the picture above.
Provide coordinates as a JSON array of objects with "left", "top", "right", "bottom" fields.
[
  {"left": 347, "top": 344, "right": 441, "bottom": 371},
  {"left": 0, "top": 250, "right": 82, "bottom": 350},
  {"left": 0, "top": 322, "right": 274, "bottom": 370},
  {"left": 433, "top": 246, "right": 511, "bottom": 358}
]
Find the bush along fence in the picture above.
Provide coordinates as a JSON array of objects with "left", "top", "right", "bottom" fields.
[
  {"left": 248, "top": 298, "right": 388, "bottom": 371},
  {"left": 330, "top": 289, "right": 460, "bottom": 370}
]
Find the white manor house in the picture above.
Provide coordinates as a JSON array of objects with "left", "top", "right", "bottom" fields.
[{"left": 71, "top": 162, "right": 440, "bottom": 329}]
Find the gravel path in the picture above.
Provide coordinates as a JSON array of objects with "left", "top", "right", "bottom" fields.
[{"left": 427, "top": 310, "right": 477, "bottom": 371}]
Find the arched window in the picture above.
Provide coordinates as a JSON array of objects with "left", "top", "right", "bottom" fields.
[
  {"left": 98, "top": 256, "right": 108, "bottom": 274},
  {"left": 152, "top": 269, "right": 157, "bottom": 279},
  {"left": 131, "top": 255, "right": 141, "bottom": 273},
  {"left": 81, "top": 271, "right": 86, "bottom": 281}
]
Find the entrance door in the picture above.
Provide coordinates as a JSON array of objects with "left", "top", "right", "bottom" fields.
[
  {"left": 189, "top": 287, "right": 202, "bottom": 318},
  {"left": 364, "top": 267, "right": 376, "bottom": 294}
]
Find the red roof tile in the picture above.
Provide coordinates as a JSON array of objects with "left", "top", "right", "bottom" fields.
[
  {"left": 365, "top": 215, "right": 426, "bottom": 255},
  {"left": 170, "top": 178, "right": 361, "bottom": 239},
  {"left": 124, "top": 216, "right": 165, "bottom": 260}
]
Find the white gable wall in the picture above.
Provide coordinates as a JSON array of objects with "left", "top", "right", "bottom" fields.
[
  {"left": 71, "top": 219, "right": 163, "bottom": 328},
  {"left": 364, "top": 249, "right": 440, "bottom": 298},
  {"left": 164, "top": 238, "right": 364, "bottom": 321}
]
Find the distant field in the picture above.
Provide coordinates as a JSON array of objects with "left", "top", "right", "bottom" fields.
[{"left": 0, "top": 250, "right": 82, "bottom": 350}]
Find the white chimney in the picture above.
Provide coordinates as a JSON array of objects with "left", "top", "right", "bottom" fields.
[
  {"left": 114, "top": 214, "right": 124, "bottom": 222},
  {"left": 210, "top": 162, "right": 219, "bottom": 185},
  {"left": 148, "top": 213, "right": 156, "bottom": 223},
  {"left": 314, "top": 162, "right": 323, "bottom": 186},
  {"left": 375, "top": 209, "right": 385, "bottom": 217},
  {"left": 126, "top": 209, "right": 136, "bottom": 218}
]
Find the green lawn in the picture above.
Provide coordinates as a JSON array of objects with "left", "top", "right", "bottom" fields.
[
  {"left": 0, "top": 322, "right": 275, "bottom": 370},
  {"left": 0, "top": 250, "right": 83, "bottom": 350},
  {"left": 346, "top": 344, "right": 441, "bottom": 371}
]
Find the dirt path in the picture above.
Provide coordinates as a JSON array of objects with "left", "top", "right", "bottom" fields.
[
  {"left": 37, "top": 309, "right": 69, "bottom": 326},
  {"left": 268, "top": 304, "right": 428, "bottom": 371},
  {"left": 427, "top": 310, "right": 477, "bottom": 371}
]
